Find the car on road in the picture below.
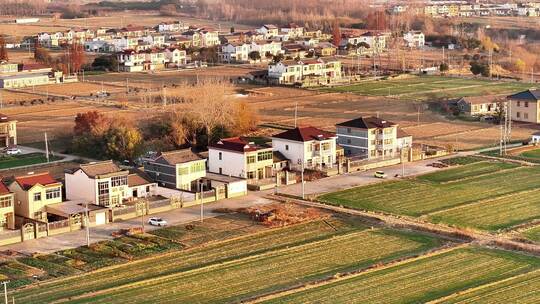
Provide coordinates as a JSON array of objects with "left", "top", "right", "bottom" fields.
[
  {"left": 148, "top": 217, "right": 167, "bottom": 227},
  {"left": 5, "top": 147, "right": 21, "bottom": 155},
  {"left": 374, "top": 171, "right": 387, "bottom": 179}
]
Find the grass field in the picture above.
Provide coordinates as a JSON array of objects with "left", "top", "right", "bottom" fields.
[
  {"left": 319, "top": 161, "right": 540, "bottom": 232},
  {"left": 322, "top": 76, "right": 536, "bottom": 101},
  {"left": 439, "top": 270, "right": 540, "bottom": 304},
  {"left": 263, "top": 247, "right": 540, "bottom": 304},
  {"left": 0, "top": 153, "right": 63, "bottom": 169},
  {"left": 12, "top": 219, "right": 442, "bottom": 303},
  {"left": 417, "top": 161, "right": 518, "bottom": 183},
  {"left": 519, "top": 148, "right": 540, "bottom": 160},
  {"left": 523, "top": 226, "right": 540, "bottom": 243}
]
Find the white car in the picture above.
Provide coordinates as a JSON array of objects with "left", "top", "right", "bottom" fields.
[
  {"left": 374, "top": 171, "right": 387, "bottom": 179},
  {"left": 148, "top": 217, "right": 167, "bottom": 227},
  {"left": 5, "top": 148, "right": 21, "bottom": 155}
]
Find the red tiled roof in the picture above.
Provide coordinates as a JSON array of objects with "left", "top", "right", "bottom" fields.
[
  {"left": 0, "top": 182, "right": 10, "bottom": 195},
  {"left": 15, "top": 172, "right": 59, "bottom": 191},
  {"left": 209, "top": 137, "right": 270, "bottom": 153},
  {"left": 272, "top": 127, "right": 335, "bottom": 142}
]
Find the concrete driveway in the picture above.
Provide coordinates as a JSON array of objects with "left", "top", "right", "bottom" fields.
[{"left": 2, "top": 193, "right": 271, "bottom": 255}]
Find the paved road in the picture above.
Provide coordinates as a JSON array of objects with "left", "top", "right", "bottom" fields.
[{"left": 3, "top": 193, "right": 270, "bottom": 255}]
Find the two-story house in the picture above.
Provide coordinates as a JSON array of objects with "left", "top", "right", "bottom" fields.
[
  {"left": 280, "top": 23, "right": 304, "bottom": 38},
  {"left": 507, "top": 89, "right": 540, "bottom": 123},
  {"left": 272, "top": 127, "right": 337, "bottom": 170},
  {"left": 0, "top": 182, "right": 14, "bottom": 230},
  {"left": 8, "top": 172, "right": 62, "bottom": 221},
  {"left": 208, "top": 137, "right": 274, "bottom": 181},
  {"left": 336, "top": 116, "right": 398, "bottom": 159},
  {"left": 65, "top": 161, "right": 130, "bottom": 207},
  {"left": 403, "top": 31, "right": 425, "bottom": 48},
  {"left": 220, "top": 42, "right": 252, "bottom": 63},
  {"left": 0, "top": 114, "right": 17, "bottom": 148},
  {"left": 143, "top": 149, "right": 207, "bottom": 192},
  {"left": 257, "top": 24, "right": 279, "bottom": 38},
  {"left": 164, "top": 47, "right": 187, "bottom": 66}
]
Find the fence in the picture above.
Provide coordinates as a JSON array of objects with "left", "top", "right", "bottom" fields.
[
  {"left": 0, "top": 229, "right": 22, "bottom": 246},
  {"left": 48, "top": 219, "right": 69, "bottom": 231}
]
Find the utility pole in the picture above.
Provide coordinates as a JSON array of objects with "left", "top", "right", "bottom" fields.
[
  {"left": 294, "top": 101, "right": 298, "bottom": 128},
  {"left": 199, "top": 181, "right": 204, "bottom": 222},
  {"left": 140, "top": 205, "right": 145, "bottom": 233},
  {"left": 85, "top": 201, "right": 90, "bottom": 247},
  {"left": 0, "top": 90, "right": 2, "bottom": 109},
  {"left": 1, "top": 281, "right": 8, "bottom": 304},
  {"left": 44, "top": 132, "right": 49, "bottom": 163}
]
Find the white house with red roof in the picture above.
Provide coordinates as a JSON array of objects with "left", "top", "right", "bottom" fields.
[
  {"left": 208, "top": 137, "right": 274, "bottom": 180},
  {"left": 7, "top": 172, "right": 62, "bottom": 221},
  {"left": 271, "top": 127, "right": 337, "bottom": 170}
]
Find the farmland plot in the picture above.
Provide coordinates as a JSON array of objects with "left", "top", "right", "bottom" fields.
[
  {"left": 417, "top": 161, "right": 518, "bottom": 183},
  {"left": 13, "top": 219, "right": 368, "bottom": 303},
  {"left": 524, "top": 226, "right": 540, "bottom": 243},
  {"left": 319, "top": 165, "right": 540, "bottom": 216},
  {"left": 14, "top": 227, "right": 440, "bottom": 304},
  {"left": 262, "top": 247, "right": 540, "bottom": 304},
  {"left": 439, "top": 270, "right": 540, "bottom": 304},
  {"left": 427, "top": 189, "right": 540, "bottom": 231},
  {"left": 61, "top": 230, "right": 440, "bottom": 304}
]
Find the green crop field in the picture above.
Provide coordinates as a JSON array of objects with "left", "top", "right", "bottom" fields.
[
  {"left": 262, "top": 247, "right": 540, "bottom": 304},
  {"left": 418, "top": 161, "right": 518, "bottom": 183},
  {"left": 519, "top": 148, "right": 540, "bottom": 160},
  {"left": 321, "top": 76, "right": 535, "bottom": 101},
  {"left": 428, "top": 189, "right": 540, "bottom": 231},
  {"left": 319, "top": 162, "right": 540, "bottom": 232},
  {"left": 13, "top": 220, "right": 441, "bottom": 304},
  {"left": 524, "top": 226, "right": 540, "bottom": 243},
  {"left": 439, "top": 270, "right": 540, "bottom": 304}
]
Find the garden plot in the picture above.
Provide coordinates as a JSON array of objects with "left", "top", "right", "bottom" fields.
[
  {"left": 417, "top": 161, "right": 518, "bottom": 183},
  {"left": 263, "top": 247, "right": 540, "bottom": 304}
]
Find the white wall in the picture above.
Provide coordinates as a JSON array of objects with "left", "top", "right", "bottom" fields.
[
  {"left": 208, "top": 148, "right": 246, "bottom": 178},
  {"left": 65, "top": 170, "right": 96, "bottom": 203},
  {"left": 228, "top": 180, "right": 247, "bottom": 196},
  {"left": 272, "top": 138, "right": 306, "bottom": 165}
]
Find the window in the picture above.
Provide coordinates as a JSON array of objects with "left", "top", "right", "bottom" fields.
[
  {"left": 370, "top": 150, "right": 376, "bottom": 157},
  {"left": 178, "top": 167, "right": 189, "bottom": 175},
  {"left": 247, "top": 155, "right": 256, "bottom": 164},
  {"left": 384, "top": 128, "right": 392, "bottom": 134},
  {"left": 517, "top": 101, "right": 521, "bottom": 107},
  {"left": 111, "top": 176, "right": 127, "bottom": 187},
  {"left": 517, "top": 111, "right": 521, "bottom": 118},
  {"left": 371, "top": 130, "right": 376, "bottom": 135},
  {"left": 247, "top": 171, "right": 256, "bottom": 179},
  {"left": 525, "top": 102, "right": 529, "bottom": 108},
  {"left": 371, "top": 140, "right": 376, "bottom": 145},
  {"left": 257, "top": 151, "right": 273, "bottom": 161},
  {"left": 146, "top": 185, "right": 150, "bottom": 192},
  {"left": 218, "top": 152, "right": 222, "bottom": 160},
  {"left": 525, "top": 113, "right": 529, "bottom": 119},
  {"left": 0, "top": 196, "right": 11, "bottom": 208},
  {"left": 219, "top": 168, "right": 222, "bottom": 174},
  {"left": 307, "top": 145, "right": 313, "bottom": 152},
  {"left": 34, "top": 211, "right": 43, "bottom": 220},
  {"left": 306, "top": 159, "right": 313, "bottom": 167},
  {"left": 285, "top": 145, "right": 289, "bottom": 151},
  {"left": 190, "top": 162, "right": 205, "bottom": 173},
  {"left": 384, "top": 139, "right": 393, "bottom": 145},
  {"left": 322, "top": 142, "right": 331, "bottom": 150},
  {"left": 46, "top": 188, "right": 61, "bottom": 200},
  {"left": 33, "top": 192, "right": 41, "bottom": 202},
  {"left": 347, "top": 128, "right": 351, "bottom": 134},
  {"left": 347, "top": 139, "right": 352, "bottom": 144}
]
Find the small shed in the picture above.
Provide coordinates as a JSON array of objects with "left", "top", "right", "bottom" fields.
[{"left": 46, "top": 200, "right": 109, "bottom": 226}]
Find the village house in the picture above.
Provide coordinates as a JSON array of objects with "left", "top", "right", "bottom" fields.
[
  {"left": 220, "top": 42, "right": 252, "bottom": 63},
  {"left": 403, "top": 31, "right": 425, "bottom": 48},
  {"left": 257, "top": 24, "right": 279, "bottom": 38},
  {"left": 314, "top": 42, "right": 337, "bottom": 57},
  {"left": 455, "top": 97, "right": 502, "bottom": 116},
  {"left": 208, "top": 137, "right": 274, "bottom": 181},
  {"left": 0, "top": 183, "right": 14, "bottom": 230},
  {"left": 507, "top": 89, "right": 540, "bottom": 123},
  {"left": 268, "top": 58, "right": 342, "bottom": 86},
  {"left": 336, "top": 116, "right": 399, "bottom": 159},
  {"left": 157, "top": 21, "right": 187, "bottom": 33},
  {"left": 199, "top": 28, "right": 220, "bottom": 47},
  {"left": 251, "top": 40, "right": 282, "bottom": 59},
  {"left": 164, "top": 47, "right": 187, "bottom": 66},
  {"left": 126, "top": 172, "right": 158, "bottom": 200},
  {"left": 65, "top": 161, "right": 130, "bottom": 208},
  {"left": 142, "top": 149, "right": 207, "bottom": 192},
  {"left": 0, "top": 114, "right": 17, "bottom": 148},
  {"left": 0, "top": 63, "right": 66, "bottom": 89},
  {"left": 8, "top": 172, "right": 62, "bottom": 222},
  {"left": 272, "top": 127, "right": 337, "bottom": 170},
  {"left": 280, "top": 23, "right": 305, "bottom": 38}
]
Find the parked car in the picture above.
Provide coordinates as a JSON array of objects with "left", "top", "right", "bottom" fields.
[
  {"left": 148, "top": 217, "right": 167, "bottom": 227},
  {"left": 5, "top": 147, "right": 21, "bottom": 155},
  {"left": 374, "top": 171, "right": 387, "bottom": 179}
]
